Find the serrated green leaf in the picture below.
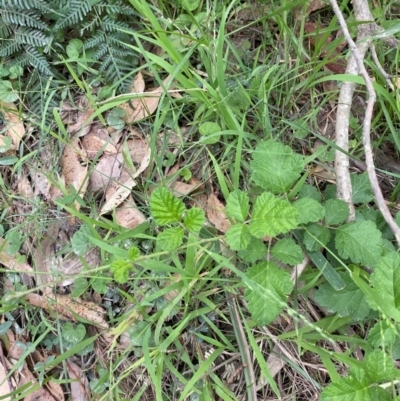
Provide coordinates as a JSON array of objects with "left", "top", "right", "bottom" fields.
[
  {"left": 303, "top": 224, "right": 331, "bottom": 252},
  {"left": 225, "top": 190, "right": 250, "bottom": 222},
  {"left": 250, "top": 140, "right": 304, "bottom": 193},
  {"left": 91, "top": 277, "right": 109, "bottom": 294},
  {"left": 110, "top": 259, "right": 132, "bottom": 284},
  {"left": 238, "top": 237, "right": 267, "bottom": 262},
  {"left": 249, "top": 192, "right": 299, "bottom": 238},
  {"left": 62, "top": 323, "right": 86, "bottom": 344},
  {"left": 183, "top": 207, "right": 205, "bottom": 232},
  {"left": 157, "top": 227, "right": 184, "bottom": 251},
  {"left": 364, "top": 350, "right": 395, "bottom": 382},
  {"left": 128, "top": 246, "right": 140, "bottom": 261},
  {"left": 225, "top": 224, "right": 252, "bottom": 251},
  {"left": 367, "top": 321, "right": 398, "bottom": 349},
  {"left": 293, "top": 197, "right": 325, "bottom": 224},
  {"left": 298, "top": 184, "right": 322, "bottom": 202},
  {"left": 245, "top": 261, "right": 293, "bottom": 325},
  {"left": 369, "top": 252, "right": 400, "bottom": 311},
  {"left": 150, "top": 187, "right": 186, "bottom": 225},
  {"left": 324, "top": 199, "right": 349, "bottom": 226},
  {"left": 335, "top": 221, "right": 382, "bottom": 266},
  {"left": 314, "top": 272, "right": 371, "bottom": 320},
  {"left": 271, "top": 238, "right": 303, "bottom": 265},
  {"left": 71, "top": 225, "right": 91, "bottom": 256},
  {"left": 352, "top": 173, "right": 373, "bottom": 204}
]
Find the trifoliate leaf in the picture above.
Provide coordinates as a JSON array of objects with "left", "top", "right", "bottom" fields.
[
  {"left": 293, "top": 197, "right": 325, "bottom": 224},
  {"left": 352, "top": 173, "right": 373, "bottom": 204},
  {"left": 62, "top": 323, "right": 86, "bottom": 344},
  {"left": 250, "top": 140, "right": 304, "bottom": 193},
  {"left": 225, "top": 224, "right": 251, "bottom": 251},
  {"left": 298, "top": 184, "right": 322, "bottom": 202},
  {"left": 245, "top": 261, "right": 293, "bottom": 325},
  {"left": 335, "top": 220, "right": 382, "bottom": 267},
  {"left": 324, "top": 199, "right": 349, "bottom": 226},
  {"left": 370, "top": 252, "right": 400, "bottom": 310},
  {"left": 249, "top": 192, "right": 299, "bottom": 238},
  {"left": 225, "top": 190, "right": 250, "bottom": 222},
  {"left": 367, "top": 321, "right": 398, "bottom": 349},
  {"left": 303, "top": 224, "right": 331, "bottom": 252},
  {"left": 314, "top": 272, "right": 371, "bottom": 321},
  {"left": 150, "top": 187, "right": 186, "bottom": 225},
  {"left": 157, "top": 227, "right": 184, "bottom": 251},
  {"left": 110, "top": 259, "right": 133, "bottom": 284},
  {"left": 238, "top": 237, "right": 267, "bottom": 262},
  {"left": 271, "top": 238, "right": 303, "bottom": 265},
  {"left": 183, "top": 207, "right": 205, "bottom": 232}
]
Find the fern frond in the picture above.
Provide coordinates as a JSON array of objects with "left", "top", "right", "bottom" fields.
[
  {"left": 0, "top": 0, "right": 49, "bottom": 11},
  {"left": 15, "top": 27, "right": 49, "bottom": 46},
  {"left": 0, "top": 19, "right": 13, "bottom": 38},
  {"left": 1, "top": 9, "right": 48, "bottom": 29},
  {"left": 24, "top": 45, "right": 52, "bottom": 75},
  {"left": 102, "top": 15, "right": 130, "bottom": 32},
  {"left": 54, "top": 0, "right": 91, "bottom": 30},
  {"left": 80, "top": 17, "right": 100, "bottom": 34},
  {"left": 84, "top": 31, "right": 106, "bottom": 49},
  {"left": 47, "top": 0, "right": 68, "bottom": 7},
  {"left": 0, "top": 40, "right": 23, "bottom": 57},
  {"left": 95, "top": 1, "right": 137, "bottom": 16}
]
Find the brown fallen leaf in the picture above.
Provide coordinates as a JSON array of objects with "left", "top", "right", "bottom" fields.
[
  {"left": 115, "top": 195, "right": 146, "bottom": 229},
  {"left": 206, "top": 193, "right": 231, "bottom": 233},
  {"left": 62, "top": 98, "right": 94, "bottom": 137},
  {"left": 66, "top": 359, "right": 90, "bottom": 401},
  {"left": 25, "top": 293, "right": 109, "bottom": 330},
  {"left": 62, "top": 137, "right": 89, "bottom": 210},
  {"left": 0, "top": 360, "right": 12, "bottom": 401},
  {"left": 170, "top": 181, "right": 198, "bottom": 197},
  {"left": 16, "top": 176, "right": 34, "bottom": 199},
  {"left": 89, "top": 153, "right": 123, "bottom": 193},
  {"left": 81, "top": 126, "right": 117, "bottom": 160},
  {"left": 119, "top": 73, "right": 172, "bottom": 123},
  {"left": 0, "top": 238, "right": 33, "bottom": 276},
  {"left": 0, "top": 101, "right": 25, "bottom": 150}
]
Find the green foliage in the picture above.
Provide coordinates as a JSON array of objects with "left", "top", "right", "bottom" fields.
[
  {"left": 244, "top": 261, "right": 293, "bottom": 325},
  {"left": 324, "top": 199, "right": 349, "bottom": 226},
  {"left": 293, "top": 197, "right": 325, "bottom": 224},
  {"left": 150, "top": 187, "right": 186, "bottom": 225},
  {"left": 110, "top": 259, "right": 134, "bottom": 284},
  {"left": 271, "top": 238, "right": 303, "bottom": 266},
  {"left": 226, "top": 190, "right": 250, "bottom": 222},
  {"left": 157, "top": 226, "right": 184, "bottom": 250}
]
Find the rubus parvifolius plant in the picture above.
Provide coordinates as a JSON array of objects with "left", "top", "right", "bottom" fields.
[{"left": 138, "top": 139, "right": 400, "bottom": 400}]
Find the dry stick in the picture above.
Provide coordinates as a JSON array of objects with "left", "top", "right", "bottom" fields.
[{"left": 330, "top": 0, "right": 400, "bottom": 246}]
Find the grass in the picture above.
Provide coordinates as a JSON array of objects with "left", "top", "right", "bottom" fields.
[{"left": 2, "top": 0, "right": 400, "bottom": 400}]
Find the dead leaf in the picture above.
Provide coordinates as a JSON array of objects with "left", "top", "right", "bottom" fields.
[
  {"left": 62, "top": 137, "right": 89, "bottom": 210},
  {"left": 67, "top": 360, "right": 90, "bottom": 401},
  {"left": 81, "top": 127, "right": 117, "bottom": 160},
  {"left": 0, "top": 101, "right": 25, "bottom": 150},
  {"left": 0, "top": 238, "right": 34, "bottom": 276},
  {"left": 0, "top": 360, "right": 12, "bottom": 401},
  {"left": 304, "top": 0, "right": 327, "bottom": 17},
  {"left": 25, "top": 293, "right": 109, "bottom": 330},
  {"left": 206, "top": 193, "right": 231, "bottom": 233},
  {"left": 16, "top": 176, "right": 34, "bottom": 199},
  {"left": 119, "top": 74, "right": 172, "bottom": 123},
  {"left": 126, "top": 137, "right": 150, "bottom": 165},
  {"left": 115, "top": 195, "right": 146, "bottom": 229},
  {"left": 62, "top": 98, "right": 94, "bottom": 137},
  {"left": 89, "top": 153, "right": 123, "bottom": 192},
  {"left": 170, "top": 181, "right": 198, "bottom": 197}
]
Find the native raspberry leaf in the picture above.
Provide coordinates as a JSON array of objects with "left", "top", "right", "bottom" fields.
[
  {"left": 249, "top": 192, "right": 299, "bottom": 238},
  {"left": 314, "top": 272, "right": 371, "bottom": 321},
  {"left": 303, "top": 224, "right": 331, "bottom": 252},
  {"left": 128, "top": 246, "right": 140, "bottom": 261},
  {"left": 238, "top": 237, "right": 267, "bottom": 262},
  {"left": 271, "top": 238, "right": 303, "bottom": 265},
  {"left": 183, "top": 207, "right": 205, "bottom": 232},
  {"left": 298, "top": 184, "right": 322, "bottom": 202},
  {"left": 150, "top": 187, "right": 186, "bottom": 225},
  {"left": 225, "top": 190, "right": 250, "bottom": 222},
  {"left": 244, "top": 261, "right": 293, "bottom": 325},
  {"left": 364, "top": 350, "right": 395, "bottom": 383},
  {"left": 335, "top": 220, "right": 382, "bottom": 267},
  {"left": 352, "top": 173, "right": 373, "bottom": 204},
  {"left": 324, "top": 199, "right": 349, "bottom": 226},
  {"left": 293, "top": 197, "right": 325, "bottom": 224},
  {"left": 367, "top": 321, "right": 398, "bottom": 349},
  {"left": 225, "top": 224, "right": 251, "bottom": 251},
  {"left": 110, "top": 259, "right": 132, "bottom": 284},
  {"left": 250, "top": 140, "right": 304, "bottom": 193},
  {"left": 369, "top": 252, "right": 400, "bottom": 310},
  {"left": 157, "top": 227, "right": 184, "bottom": 251}
]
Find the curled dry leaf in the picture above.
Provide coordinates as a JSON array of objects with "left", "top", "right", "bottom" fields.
[
  {"left": 119, "top": 73, "right": 172, "bottom": 123},
  {"left": 81, "top": 126, "right": 117, "bottom": 160},
  {"left": 115, "top": 195, "right": 146, "bottom": 229},
  {"left": 0, "top": 101, "right": 25, "bottom": 150},
  {"left": 62, "top": 137, "right": 89, "bottom": 210},
  {"left": 206, "top": 193, "right": 231, "bottom": 233},
  {"left": 67, "top": 359, "right": 90, "bottom": 401}
]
